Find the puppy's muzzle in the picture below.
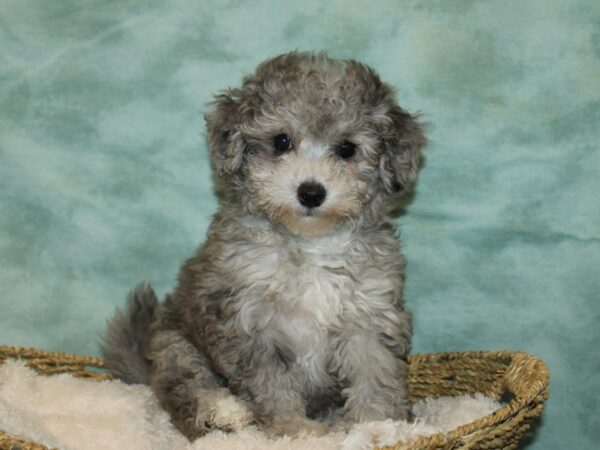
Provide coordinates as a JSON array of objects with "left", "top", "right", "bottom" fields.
[{"left": 297, "top": 181, "right": 326, "bottom": 208}]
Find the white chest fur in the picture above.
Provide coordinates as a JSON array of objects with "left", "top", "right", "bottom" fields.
[
  {"left": 225, "top": 232, "right": 357, "bottom": 369},
  {"left": 218, "top": 219, "right": 404, "bottom": 390}
]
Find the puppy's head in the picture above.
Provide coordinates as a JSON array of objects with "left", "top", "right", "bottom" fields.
[{"left": 205, "top": 52, "right": 425, "bottom": 238}]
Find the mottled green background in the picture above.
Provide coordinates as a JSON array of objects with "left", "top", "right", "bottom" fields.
[{"left": 1, "top": 1, "right": 598, "bottom": 448}]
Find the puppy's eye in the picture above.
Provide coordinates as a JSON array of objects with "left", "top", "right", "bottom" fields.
[
  {"left": 273, "top": 133, "right": 292, "bottom": 153},
  {"left": 335, "top": 141, "right": 357, "bottom": 159}
]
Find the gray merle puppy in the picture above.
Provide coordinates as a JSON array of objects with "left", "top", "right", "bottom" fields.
[{"left": 101, "top": 52, "right": 426, "bottom": 441}]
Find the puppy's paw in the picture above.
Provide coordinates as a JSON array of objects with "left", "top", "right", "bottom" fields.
[
  {"left": 326, "top": 416, "right": 356, "bottom": 432},
  {"left": 207, "top": 395, "right": 254, "bottom": 431},
  {"left": 177, "top": 416, "right": 210, "bottom": 442},
  {"left": 264, "top": 415, "right": 329, "bottom": 438}
]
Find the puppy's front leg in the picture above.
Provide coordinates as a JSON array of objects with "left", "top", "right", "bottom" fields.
[
  {"left": 338, "top": 333, "right": 411, "bottom": 423},
  {"left": 228, "top": 336, "right": 328, "bottom": 437},
  {"left": 148, "top": 329, "right": 253, "bottom": 440}
]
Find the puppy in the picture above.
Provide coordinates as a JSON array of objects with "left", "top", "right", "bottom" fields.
[{"left": 101, "top": 52, "right": 425, "bottom": 440}]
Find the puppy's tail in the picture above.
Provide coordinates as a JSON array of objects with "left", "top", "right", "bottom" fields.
[{"left": 100, "top": 283, "right": 158, "bottom": 384}]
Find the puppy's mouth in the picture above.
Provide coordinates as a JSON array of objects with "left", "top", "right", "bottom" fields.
[
  {"left": 302, "top": 207, "right": 317, "bottom": 217},
  {"left": 263, "top": 201, "right": 351, "bottom": 238},
  {"left": 296, "top": 205, "right": 345, "bottom": 224},
  {"left": 298, "top": 205, "right": 335, "bottom": 220},
  {"left": 256, "top": 197, "right": 354, "bottom": 237}
]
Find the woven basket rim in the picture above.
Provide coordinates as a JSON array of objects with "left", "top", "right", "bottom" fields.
[
  {"left": 397, "top": 350, "right": 548, "bottom": 449},
  {"left": 0, "top": 346, "right": 549, "bottom": 450}
]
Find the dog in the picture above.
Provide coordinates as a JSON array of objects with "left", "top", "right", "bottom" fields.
[{"left": 101, "top": 51, "right": 426, "bottom": 441}]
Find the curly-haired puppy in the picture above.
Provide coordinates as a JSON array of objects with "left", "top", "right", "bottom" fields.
[{"left": 101, "top": 52, "right": 426, "bottom": 441}]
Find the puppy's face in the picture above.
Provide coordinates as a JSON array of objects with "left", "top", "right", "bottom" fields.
[
  {"left": 242, "top": 118, "right": 379, "bottom": 238},
  {"left": 206, "top": 53, "right": 425, "bottom": 238}
]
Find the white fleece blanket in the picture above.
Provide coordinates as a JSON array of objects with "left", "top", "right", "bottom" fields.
[{"left": 0, "top": 360, "right": 500, "bottom": 450}]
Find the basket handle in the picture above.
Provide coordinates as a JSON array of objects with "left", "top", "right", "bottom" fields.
[{"left": 503, "top": 351, "right": 550, "bottom": 402}]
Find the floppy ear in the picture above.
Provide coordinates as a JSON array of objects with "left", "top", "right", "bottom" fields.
[
  {"left": 204, "top": 90, "right": 246, "bottom": 175},
  {"left": 378, "top": 105, "right": 426, "bottom": 195}
]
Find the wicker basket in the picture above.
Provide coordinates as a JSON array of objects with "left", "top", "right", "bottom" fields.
[{"left": 0, "top": 346, "right": 548, "bottom": 450}]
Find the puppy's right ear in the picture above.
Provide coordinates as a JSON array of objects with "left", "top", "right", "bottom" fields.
[{"left": 204, "top": 90, "right": 245, "bottom": 175}]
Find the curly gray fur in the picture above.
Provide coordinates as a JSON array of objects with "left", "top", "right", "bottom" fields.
[
  {"left": 100, "top": 283, "right": 158, "bottom": 384},
  {"left": 101, "top": 51, "right": 426, "bottom": 441}
]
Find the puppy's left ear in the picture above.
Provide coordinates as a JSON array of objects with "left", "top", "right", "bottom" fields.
[
  {"left": 204, "top": 90, "right": 246, "bottom": 176},
  {"left": 378, "top": 104, "right": 426, "bottom": 195}
]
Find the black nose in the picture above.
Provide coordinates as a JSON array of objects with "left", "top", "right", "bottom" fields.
[{"left": 297, "top": 182, "right": 326, "bottom": 208}]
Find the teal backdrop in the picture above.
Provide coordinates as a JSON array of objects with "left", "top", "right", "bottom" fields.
[{"left": 1, "top": 1, "right": 598, "bottom": 448}]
